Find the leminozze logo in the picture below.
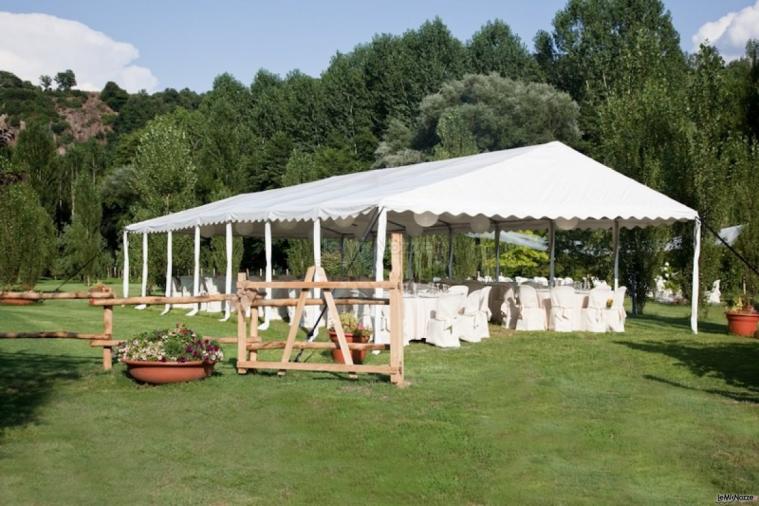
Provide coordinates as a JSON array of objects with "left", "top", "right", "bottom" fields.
[{"left": 716, "top": 494, "right": 758, "bottom": 503}]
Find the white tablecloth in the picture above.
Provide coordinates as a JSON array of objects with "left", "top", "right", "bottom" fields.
[
  {"left": 403, "top": 293, "right": 439, "bottom": 343},
  {"left": 535, "top": 289, "right": 590, "bottom": 310}
]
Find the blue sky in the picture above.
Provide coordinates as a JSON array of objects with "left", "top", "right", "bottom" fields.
[{"left": 1, "top": 0, "right": 757, "bottom": 92}]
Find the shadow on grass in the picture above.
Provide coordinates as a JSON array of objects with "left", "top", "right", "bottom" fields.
[
  {"left": 629, "top": 311, "right": 726, "bottom": 334},
  {"left": 616, "top": 340, "right": 759, "bottom": 403},
  {"left": 0, "top": 351, "right": 96, "bottom": 438}
]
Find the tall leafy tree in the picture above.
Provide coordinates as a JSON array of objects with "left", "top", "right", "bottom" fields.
[
  {"left": 467, "top": 20, "right": 541, "bottom": 81},
  {"left": 59, "top": 174, "right": 107, "bottom": 284},
  {"left": 0, "top": 161, "right": 55, "bottom": 289},
  {"left": 131, "top": 114, "right": 198, "bottom": 287},
  {"left": 11, "top": 120, "right": 57, "bottom": 217}
]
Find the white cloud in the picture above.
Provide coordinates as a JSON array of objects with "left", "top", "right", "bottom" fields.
[
  {"left": 692, "top": 1, "right": 759, "bottom": 61},
  {"left": 0, "top": 12, "right": 158, "bottom": 92}
]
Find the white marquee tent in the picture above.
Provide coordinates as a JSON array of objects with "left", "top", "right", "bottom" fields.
[{"left": 124, "top": 141, "right": 701, "bottom": 332}]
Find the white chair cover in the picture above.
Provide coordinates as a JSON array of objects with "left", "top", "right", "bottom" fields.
[
  {"left": 474, "top": 286, "right": 492, "bottom": 339},
  {"left": 202, "top": 276, "right": 224, "bottom": 313},
  {"left": 582, "top": 287, "right": 611, "bottom": 332},
  {"left": 549, "top": 286, "right": 582, "bottom": 332},
  {"left": 516, "top": 284, "right": 546, "bottom": 331},
  {"left": 500, "top": 286, "right": 518, "bottom": 329},
  {"left": 455, "top": 289, "right": 483, "bottom": 343},
  {"left": 606, "top": 286, "right": 627, "bottom": 332},
  {"left": 425, "top": 293, "right": 464, "bottom": 348},
  {"left": 448, "top": 285, "right": 469, "bottom": 296}
]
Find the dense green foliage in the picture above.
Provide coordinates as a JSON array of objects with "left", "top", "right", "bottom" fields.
[
  {"left": 0, "top": 166, "right": 55, "bottom": 289},
  {"left": 2, "top": 1, "right": 759, "bottom": 310}
]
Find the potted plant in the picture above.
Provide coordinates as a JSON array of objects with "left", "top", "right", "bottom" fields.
[
  {"left": 725, "top": 294, "right": 759, "bottom": 337},
  {"left": 118, "top": 324, "right": 224, "bottom": 384},
  {"left": 328, "top": 312, "right": 370, "bottom": 364}
]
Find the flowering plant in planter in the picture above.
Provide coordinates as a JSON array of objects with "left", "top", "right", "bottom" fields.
[
  {"left": 328, "top": 312, "right": 370, "bottom": 364},
  {"left": 118, "top": 325, "right": 224, "bottom": 384},
  {"left": 725, "top": 294, "right": 759, "bottom": 338},
  {"left": 329, "top": 312, "right": 366, "bottom": 338},
  {"left": 118, "top": 325, "right": 224, "bottom": 364}
]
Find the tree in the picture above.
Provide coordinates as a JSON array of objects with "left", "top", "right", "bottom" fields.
[
  {"left": 39, "top": 75, "right": 52, "bottom": 91},
  {"left": 467, "top": 20, "right": 541, "bottom": 81},
  {"left": 414, "top": 73, "right": 580, "bottom": 154},
  {"left": 594, "top": 31, "right": 688, "bottom": 314},
  {"left": 54, "top": 69, "right": 77, "bottom": 91},
  {"left": 132, "top": 114, "right": 197, "bottom": 216},
  {"left": 59, "top": 174, "right": 107, "bottom": 284},
  {"left": 100, "top": 81, "right": 129, "bottom": 112},
  {"left": 131, "top": 114, "right": 198, "bottom": 288},
  {"left": 11, "top": 120, "right": 57, "bottom": 217},
  {"left": 0, "top": 162, "right": 55, "bottom": 289}
]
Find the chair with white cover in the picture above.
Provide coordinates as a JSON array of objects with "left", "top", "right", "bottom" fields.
[
  {"left": 500, "top": 286, "right": 518, "bottom": 329},
  {"left": 549, "top": 286, "right": 582, "bottom": 332},
  {"left": 202, "top": 276, "right": 224, "bottom": 313},
  {"left": 425, "top": 293, "right": 465, "bottom": 348},
  {"left": 606, "top": 286, "right": 627, "bottom": 332},
  {"left": 582, "top": 287, "right": 612, "bottom": 332},
  {"left": 516, "top": 285, "right": 547, "bottom": 331},
  {"left": 448, "top": 285, "right": 469, "bottom": 296},
  {"left": 474, "top": 286, "right": 492, "bottom": 339},
  {"left": 454, "top": 289, "right": 484, "bottom": 342}
]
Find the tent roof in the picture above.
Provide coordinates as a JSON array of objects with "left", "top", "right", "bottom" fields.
[{"left": 126, "top": 141, "right": 698, "bottom": 238}]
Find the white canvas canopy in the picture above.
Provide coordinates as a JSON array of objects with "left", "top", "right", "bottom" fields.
[{"left": 124, "top": 141, "right": 701, "bottom": 332}]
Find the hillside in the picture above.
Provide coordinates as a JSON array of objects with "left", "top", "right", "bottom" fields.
[{"left": 0, "top": 71, "right": 114, "bottom": 150}]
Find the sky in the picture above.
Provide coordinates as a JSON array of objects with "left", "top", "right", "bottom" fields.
[{"left": 1, "top": 0, "right": 758, "bottom": 93}]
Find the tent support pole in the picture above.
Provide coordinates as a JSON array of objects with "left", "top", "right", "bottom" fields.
[
  {"left": 136, "top": 232, "right": 148, "bottom": 309},
  {"left": 161, "top": 231, "right": 173, "bottom": 315},
  {"left": 259, "top": 221, "right": 272, "bottom": 330},
  {"left": 311, "top": 219, "right": 321, "bottom": 337},
  {"left": 187, "top": 225, "right": 200, "bottom": 316},
  {"left": 691, "top": 218, "right": 701, "bottom": 334},
  {"left": 494, "top": 223, "right": 501, "bottom": 280},
  {"left": 548, "top": 221, "right": 556, "bottom": 286},
  {"left": 339, "top": 235, "right": 345, "bottom": 273},
  {"left": 221, "top": 223, "right": 232, "bottom": 321},
  {"left": 447, "top": 225, "right": 453, "bottom": 279},
  {"left": 122, "top": 231, "right": 129, "bottom": 298},
  {"left": 374, "top": 209, "right": 388, "bottom": 344},
  {"left": 613, "top": 219, "right": 620, "bottom": 290},
  {"left": 406, "top": 235, "right": 414, "bottom": 281}
]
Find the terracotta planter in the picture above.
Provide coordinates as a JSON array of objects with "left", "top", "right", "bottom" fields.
[
  {"left": 123, "top": 359, "right": 215, "bottom": 384},
  {"left": 725, "top": 311, "right": 759, "bottom": 337},
  {"left": 0, "top": 298, "right": 37, "bottom": 306},
  {"left": 328, "top": 330, "right": 369, "bottom": 364}
]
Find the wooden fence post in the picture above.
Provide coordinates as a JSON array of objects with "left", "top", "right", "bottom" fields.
[
  {"left": 389, "top": 232, "right": 404, "bottom": 386},
  {"left": 236, "top": 272, "right": 248, "bottom": 374},
  {"left": 102, "top": 304, "right": 113, "bottom": 370}
]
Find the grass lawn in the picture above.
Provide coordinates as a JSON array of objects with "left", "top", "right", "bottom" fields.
[{"left": 0, "top": 280, "right": 757, "bottom": 505}]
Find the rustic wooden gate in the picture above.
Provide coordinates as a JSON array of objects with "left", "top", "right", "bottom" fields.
[{"left": 234, "top": 232, "right": 405, "bottom": 385}]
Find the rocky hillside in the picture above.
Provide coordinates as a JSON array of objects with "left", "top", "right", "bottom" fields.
[{"left": 0, "top": 71, "right": 115, "bottom": 150}]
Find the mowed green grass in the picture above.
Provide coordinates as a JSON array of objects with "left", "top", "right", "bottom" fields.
[{"left": 0, "top": 280, "right": 757, "bottom": 505}]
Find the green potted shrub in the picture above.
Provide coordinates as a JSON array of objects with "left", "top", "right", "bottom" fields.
[
  {"left": 328, "top": 312, "right": 370, "bottom": 364},
  {"left": 118, "top": 324, "right": 224, "bottom": 384},
  {"left": 725, "top": 293, "right": 759, "bottom": 337}
]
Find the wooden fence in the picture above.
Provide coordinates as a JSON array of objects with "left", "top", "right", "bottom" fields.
[
  {"left": 0, "top": 232, "right": 406, "bottom": 385},
  {"left": 0, "top": 287, "right": 116, "bottom": 369}
]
